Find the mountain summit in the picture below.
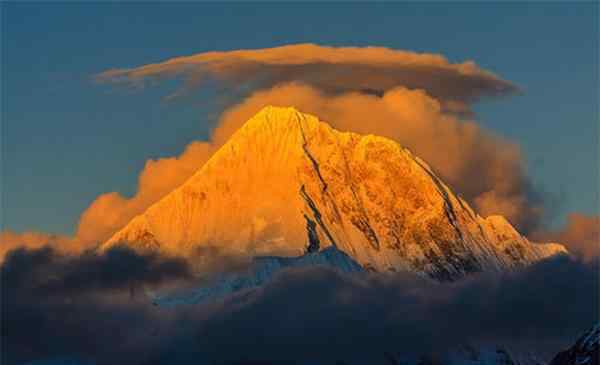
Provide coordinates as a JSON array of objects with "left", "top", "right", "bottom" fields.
[{"left": 101, "top": 106, "right": 565, "bottom": 279}]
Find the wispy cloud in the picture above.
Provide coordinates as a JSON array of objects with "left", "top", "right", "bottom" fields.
[
  {"left": 532, "top": 213, "right": 600, "bottom": 261},
  {"left": 96, "top": 43, "right": 518, "bottom": 108}
]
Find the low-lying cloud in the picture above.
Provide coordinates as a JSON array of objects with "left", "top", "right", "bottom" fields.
[
  {"left": 2, "top": 244, "right": 597, "bottom": 365},
  {"left": 532, "top": 213, "right": 600, "bottom": 261},
  {"left": 0, "top": 230, "right": 78, "bottom": 261},
  {"left": 192, "top": 256, "right": 597, "bottom": 364},
  {"left": 2, "top": 245, "right": 192, "bottom": 365}
]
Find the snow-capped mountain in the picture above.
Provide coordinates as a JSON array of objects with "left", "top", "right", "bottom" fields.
[
  {"left": 550, "top": 324, "right": 599, "bottom": 365},
  {"left": 100, "top": 106, "right": 566, "bottom": 280},
  {"left": 149, "top": 245, "right": 363, "bottom": 307}
]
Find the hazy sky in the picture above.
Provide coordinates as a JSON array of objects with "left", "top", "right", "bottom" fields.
[{"left": 2, "top": 2, "right": 598, "bottom": 235}]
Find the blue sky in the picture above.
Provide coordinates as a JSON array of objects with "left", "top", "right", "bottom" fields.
[{"left": 2, "top": 2, "right": 598, "bottom": 235}]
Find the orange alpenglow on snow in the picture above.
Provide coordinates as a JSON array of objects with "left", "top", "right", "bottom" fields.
[{"left": 101, "top": 106, "right": 566, "bottom": 280}]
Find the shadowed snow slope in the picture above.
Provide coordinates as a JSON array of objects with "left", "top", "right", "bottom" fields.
[
  {"left": 101, "top": 106, "right": 566, "bottom": 280},
  {"left": 550, "top": 324, "right": 599, "bottom": 365},
  {"left": 150, "top": 245, "right": 363, "bottom": 307}
]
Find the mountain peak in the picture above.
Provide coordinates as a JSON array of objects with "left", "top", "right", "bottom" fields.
[
  {"left": 101, "top": 106, "right": 566, "bottom": 280},
  {"left": 238, "top": 105, "right": 318, "bottom": 135},
  {"left": 251, "top": 105, "right": 303, "bottom": 121}
]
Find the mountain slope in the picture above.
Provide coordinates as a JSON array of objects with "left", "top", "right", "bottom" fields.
[
  {"left": 101, "top": 106, "right": 565, "bottom": 279},
  {"left": 149, "top": 245, "right": 363, "bottom": 307},
  {"left": 550, "top": 325, "right": 599, "bottom": 365}
]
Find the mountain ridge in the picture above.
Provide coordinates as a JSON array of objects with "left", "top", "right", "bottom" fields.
[{"left": 100, "top": 106, "right": 566, "bottom": 279}]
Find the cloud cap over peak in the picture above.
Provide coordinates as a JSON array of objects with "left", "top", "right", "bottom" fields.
[{"left": 96, "top": 43, "right": 518, "bottom": 105}]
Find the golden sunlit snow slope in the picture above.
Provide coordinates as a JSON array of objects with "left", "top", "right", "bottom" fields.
[{"left": 101, "top": 106, "right": 565, "bottom": 279}]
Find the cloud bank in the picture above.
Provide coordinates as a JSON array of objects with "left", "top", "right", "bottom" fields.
[
  {"left": 532, "top": 213, "right": 600, "bottom": 261},
  {"left": 0, "top": 230, "right": 77, "bottom": 260},
  {"left": 3, "top": 245, "right": 597, "bottom": 365},
  {"left": 2, "top": 245, "right": 192, "bottom": 365},
  {"left": 76, "top": 141, "right": 216, "bottom": 245}
]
